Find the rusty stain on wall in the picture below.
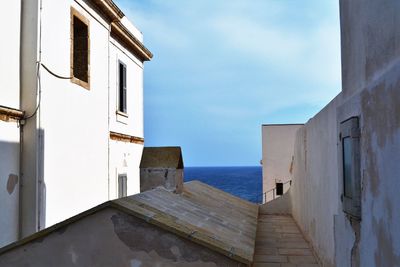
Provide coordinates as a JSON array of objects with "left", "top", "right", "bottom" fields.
[{"left": 6, "top": 174, "right": 18, "bottom": 194}]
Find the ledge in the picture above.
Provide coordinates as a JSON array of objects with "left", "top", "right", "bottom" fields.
[
  {"left": 110, "top": 131, "right": 144, "bottom": 144},
  {"left": 111, "top": 21, "right": 153, "bottom": 62},
  {"left": 0, "top": 105, "right": 24, "bottom": 122}
]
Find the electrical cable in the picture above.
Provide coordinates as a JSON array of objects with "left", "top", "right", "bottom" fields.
[
  {"left": 40, "top": 62, "right": 72, "bottom": 80},
  {"left": 22, "top": 62, "right": 72, "bottom": 121}
]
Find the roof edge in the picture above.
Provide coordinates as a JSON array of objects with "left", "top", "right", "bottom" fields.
[
  {"left": 92, "top": 0, "right": 124, "bottom": 21},
  {"left": 111, "top": 21, "right": 153, "bottom": 61},
  {"left": 262, "top": 123, "right": 305, "bottom": 126}
]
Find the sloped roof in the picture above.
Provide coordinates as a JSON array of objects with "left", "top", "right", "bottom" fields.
[
  {"left": 0, "top": 181, "right": 258, "bottom": 265},
  {"left": 140, "top": 147, "right": 184, "bottom": 169}
]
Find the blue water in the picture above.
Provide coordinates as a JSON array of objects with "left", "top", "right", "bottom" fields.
[{"left": 184, "top": 166, "right": 262, "bottom": 203}]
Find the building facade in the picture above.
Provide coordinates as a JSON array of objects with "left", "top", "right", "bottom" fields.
[
  {"left": 0, "top": 0, "right": 152, "bottom": 248},
  {"left": 261, "top": 124, "right": 303, "bottom": 203}
]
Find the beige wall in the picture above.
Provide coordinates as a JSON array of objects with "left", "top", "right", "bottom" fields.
[{"left": 261, "top": 124, "right": 303, "bottom": 202}]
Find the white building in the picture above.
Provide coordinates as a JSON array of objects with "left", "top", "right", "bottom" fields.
[
  {"left": 0, "top": 0, "right": 152, "bottom": 248},
  {"left": 261, "top": 124, "right": 303, "bottom": 203}
]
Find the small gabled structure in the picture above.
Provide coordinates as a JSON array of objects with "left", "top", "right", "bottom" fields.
[
  {"left": 0, "top": 181, "right": 258, "bottom": 267},
  {"left": 140, "top": 147, "right": 184, "bottom": 193}
]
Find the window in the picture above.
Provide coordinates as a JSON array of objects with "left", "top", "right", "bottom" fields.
[
  {"left": 71, "top": 8, "right": 90, "bottom": 89},
  {"left": 276, "top": 182, "right": 283, "bottom": 196},
  {"left": 118, "top": 61, "right": 127, "bottom": 113},
  {"left": 118, "top": 173, "right": 127, "bottom": 198},
  {"left": 340, "top": 117, "right": 361, "bottom": 219}
]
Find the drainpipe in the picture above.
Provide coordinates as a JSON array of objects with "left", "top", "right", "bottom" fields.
[{"left": 107, "top": 21, "right": 116, "bottom": 200}]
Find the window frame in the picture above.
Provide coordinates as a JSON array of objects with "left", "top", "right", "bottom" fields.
[
  {"left": 70, "top": 7, "right": 90, "bottom": 90},
  {"left": 117, "top": 60, "right": 127, "bottom": 114},
  {"left": 339, "top": 116, "right": 361, "bottom": 219}
]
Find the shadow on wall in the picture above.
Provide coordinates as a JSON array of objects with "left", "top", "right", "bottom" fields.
[{"left": 0, "top": 141, "right": 20, "bottom": 196}]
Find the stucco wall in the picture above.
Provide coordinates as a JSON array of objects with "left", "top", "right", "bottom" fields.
[
  {"left": 0, "top": 208, "right": 244, "bottom": 267},
  {"left": 0, "top": 123, "right": 20, "bottom": 248},
  {"left": 0, "top": 0, "right": 21, "bottom": 247},
  {"left": 290, "top": 1, "right": 400, "bottom": 266},
  {"left": 0, "top": 0, "right": 20, "bottom": 109},
  {"left": 291, "top": 95, "right": 342, "bottom": 267},
  {"left": 38, "top": 0, "right": 110, "bottom": 227},
  {"left": 109, "top": 141, "right": 142, "bottom": 198},
  {"left": 340, "top": 0, "right": 400, "bottom": 98},
  {"left": 262, "top": 124, "right": 303, "bottom": 202},
  {"left": 140, "top": 168, "right": 184, "bottom": 193}
]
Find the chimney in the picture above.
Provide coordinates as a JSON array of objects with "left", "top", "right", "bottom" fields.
[{"left": 139, "top": 147, "right": 184, "bottom": 193}]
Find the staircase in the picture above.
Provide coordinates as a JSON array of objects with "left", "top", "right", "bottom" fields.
[{"left": 253, "top": 212, "right": 320, "bottom": 267}]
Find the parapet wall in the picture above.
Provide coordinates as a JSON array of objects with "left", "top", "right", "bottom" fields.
[{"left": 291, "top": 94, "right": 342, "bottom": 267}]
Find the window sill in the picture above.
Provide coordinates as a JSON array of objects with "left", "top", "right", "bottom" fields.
[{"left": 116, "top": 111, "right": 129, "bottom": 118}]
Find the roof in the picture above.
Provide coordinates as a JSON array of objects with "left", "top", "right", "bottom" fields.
[
  {"left": 91, "top": 0, "right": 153, "bottom": 61},
  {"left": 140, "top": 147, "right": 184, "bottom": 169},
  {"left": 0, "top": 181, "right": 258, "bottom": 265}
]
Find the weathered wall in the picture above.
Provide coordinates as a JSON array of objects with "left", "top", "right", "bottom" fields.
[
  {"left": 340, "top": 0, "right": 400, "bottom": 98},
  {"left": 140, "top": 168, "right": 184, "bottom": 193},
  {"left": 0, "top": 208, "right": 244, "bottom": 267},
  {"left": 291, "top": 95, "right": 342, "bottom": 267},
  {"left": 262, "top": 124, "right": 303, "bottom": 202},
  {"left": 289, "top": 1, "right": 400, "bottom": 266},
  {"left": 0, "top": 0, "right": 22, "bottom": 247}
]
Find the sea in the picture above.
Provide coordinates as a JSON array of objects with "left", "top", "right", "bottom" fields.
[{"left": 184, "top": 166, "right": 262, "bottom": 204}]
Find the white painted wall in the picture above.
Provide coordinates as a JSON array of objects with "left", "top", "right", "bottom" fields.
[
  {"left": 0, "top": 0, "right": 21, "bottom": 109},
  {"left": 262, "top": 124, "right": 302, "bottom": 202},
  {"left": 108, "top": 23, "right": 144, "bottom": 198},
  {"left": 0, "top": 0, "right": 21, "bottom": 248},
  {"left": 0, "top": 122, "right": 20, "bottom": 248}
]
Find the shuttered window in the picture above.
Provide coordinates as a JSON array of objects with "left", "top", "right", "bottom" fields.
[
  {"left": 71, "top": 7, "right": 90, "bottom": 89},
  {"left": 118, "top": 173, "right": 127, "bottom": 198},
  {"left": 340, "top": 117, "right": 361, "bottom": 219},
  {"left": 118, "top": 62, "right": 127, "bottom": 113}
]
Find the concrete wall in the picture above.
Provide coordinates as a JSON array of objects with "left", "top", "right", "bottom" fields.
[
  {"left": 291, "top": 95, "right": 342, "bottom": 267},
  {"left": 340, "top": 0, "right": 400, "bottom": 98},
  {"left": 262, "top": 124, "right": 303, "bottom": 202},
  {"left": 0, "top": 0, "right": 22, "bottom": 247},
  {"left": 140, "top": 168, "right": 184, "bottom": 193},
  {"left": 288, "top": 1, "right": 400, "bottom": 266},
  {"left": 0, "top": 208, "right": 244, "bottom": 267}
]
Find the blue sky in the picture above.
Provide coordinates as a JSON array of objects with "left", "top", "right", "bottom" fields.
[{"left": 115, "top": 0, "right": 342, "bottom": 167}]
